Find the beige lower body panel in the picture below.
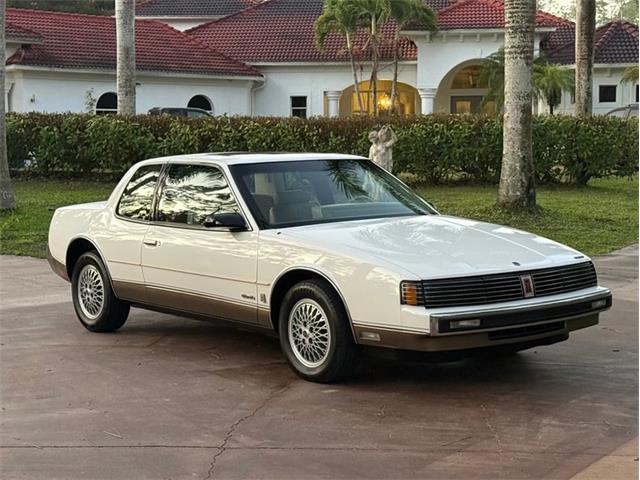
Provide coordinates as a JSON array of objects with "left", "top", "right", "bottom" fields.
[
  {"left": 353, "top": 314, "right": 599, "bottom": 352},
  {"left": 112, "top": 280, "right": 272, "bottom": 329}
]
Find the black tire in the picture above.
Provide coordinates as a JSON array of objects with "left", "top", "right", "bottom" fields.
[
  {"left": 278, "top": 279, "right": 358, "bottom": 383},
  {"left": 71, "top": 251, "right": 130, "bottom": 332}
]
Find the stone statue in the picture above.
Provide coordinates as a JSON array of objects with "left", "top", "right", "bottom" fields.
[{"left": 368, "top": 125, "right": 398, "bottom": 172}]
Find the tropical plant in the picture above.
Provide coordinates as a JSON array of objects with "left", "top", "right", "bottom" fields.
[
  {"left": 315, "top": 0, "right": 366, "bottom": 113},
  {"left": 388, "top": 0, "right": 437, "bottom": 114},
  {"left": 498, "top": 0, "right": 536, "bottom": 211},
  {"left": 533, "top": 61, "right": 574, "bottom": 114},
  {"left": 0, "top": 3, "right": 16, "bottom": 210},
  {"left": 621, "top": 65, "right": 639, "bottom": 83},
  {"left": 575, "top": 0, "right": 596, "bottom": 116},
  {"left": 116, "top": 0, "right": 136, "bottom": 115},
  {"left": 358, "top": 0, "right": 391, "bottom": 116},
  {"left": 481, "top": 50, "right": 574, "bottom": 115}
]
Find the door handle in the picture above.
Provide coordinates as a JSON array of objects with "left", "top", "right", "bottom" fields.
[{"left": 143, "top": 239, "right": 159, "bottom": 246}]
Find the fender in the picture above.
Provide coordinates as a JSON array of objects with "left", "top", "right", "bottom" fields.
[{"left": 269, "top": 265, "right": 358, "bottom": 343}]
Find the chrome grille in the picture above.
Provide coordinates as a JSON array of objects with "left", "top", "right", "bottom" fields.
[{"left": 421, "top": 262, "right": 597, "bottom": 308}]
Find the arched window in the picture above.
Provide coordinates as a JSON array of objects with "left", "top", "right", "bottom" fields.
[
  {"left": 187, "top": 94, "right": 213, "bottom": 113},
  {"left": 96, "top": 92, "right": 117, "bottom": 115},
  {"left": 451, "top": 66, "right": 486, "bottom": 89}
]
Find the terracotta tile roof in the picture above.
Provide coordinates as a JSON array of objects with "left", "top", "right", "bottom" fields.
[
  {"left": 547, "top": 20, "right": 639, "bottom": 65},
  {"left": 6, "top": 21, "right": 42, "bottom": 43},
  {"left": 5, "top": 8, "right": 262, "bottom": 78},
  {"left": 136, "top": 0, "right": 262, "bottom": 18},
  {"left": 405, "top": 0, "right": 568, "bottom": 30},
  {"left": 187, "top": 0, "right": 420, "bottom": 62},
  {"left": 188, "top": 0, "right": 576, "bottom": 63}
]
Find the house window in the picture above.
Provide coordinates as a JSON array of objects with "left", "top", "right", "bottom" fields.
[
  {"left": 570, "top": 90, "right": 575, "bottom": 104},
  {"left": 291, "top": 96, "right": 307, "bottom": 118},
  {"left": 187, "top": 94, "right": 213, "bottom": 113},
  {"left": 598, "top": 85, "right": 617, "bottom": 103},
  {"left": 95, "top": 92, "right": 117, "bottom": 114}
]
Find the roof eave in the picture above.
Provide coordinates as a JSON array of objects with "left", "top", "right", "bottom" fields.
[{"left": 6, "top": 64, "right": 264, "bottom": 81}]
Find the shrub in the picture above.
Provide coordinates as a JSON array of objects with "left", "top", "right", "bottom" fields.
[{"left": 6, "top": 112, "right": 638, "bottom": 184}]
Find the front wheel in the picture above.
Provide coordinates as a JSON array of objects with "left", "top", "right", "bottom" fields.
[
  {"left": 71, "top": 252, "right": 130, "bottom": 332},
  {"left": 278, "top": 279, "right": 358, "bottom": 383}
]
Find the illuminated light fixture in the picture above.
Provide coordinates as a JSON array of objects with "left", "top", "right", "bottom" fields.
[
  {"left": 378, "top": 94, "right": 392, "bottom": 110},
  {"left": 450, "top": 319, "right": 481, "bottom": 329}
]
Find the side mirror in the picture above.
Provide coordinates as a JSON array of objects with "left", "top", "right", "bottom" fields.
[{"left": 203, "top": 212, "right": 248, "bottom": 231}]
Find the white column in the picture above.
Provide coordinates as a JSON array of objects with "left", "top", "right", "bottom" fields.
[
  {"left": 326, "top": 90, "right": 341, "bottom": 117},
  {"left": 418, "top": 88, "right": 437, "bottom": 115}
]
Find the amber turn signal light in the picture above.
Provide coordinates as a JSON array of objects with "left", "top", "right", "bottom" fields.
[{"left": 400, "top": 281, "right": 425, "bottom": 306}]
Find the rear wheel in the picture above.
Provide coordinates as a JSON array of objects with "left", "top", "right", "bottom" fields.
[
  {"left": 278, "top": 279, "right": 357, "bottom": 383},
  {"left": 71, "top": 252, "right": 129, "bottom": 332}
]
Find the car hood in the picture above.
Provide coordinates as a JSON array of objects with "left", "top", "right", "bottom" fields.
[{"left": 278, "top": 215, "right": 587, "bottom": 279}]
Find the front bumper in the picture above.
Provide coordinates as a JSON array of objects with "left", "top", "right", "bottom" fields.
[{"left": 354, "top": 287, "right": 612, "bottom": 352}]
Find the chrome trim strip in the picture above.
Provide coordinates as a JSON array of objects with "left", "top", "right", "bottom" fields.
[{"left": 428, "top": 288, "right": 611, "bottom": 336}]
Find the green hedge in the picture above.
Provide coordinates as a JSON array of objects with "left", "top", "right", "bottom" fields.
[{"left": 7, "top": 113, "right": 638, "bottom": 184}]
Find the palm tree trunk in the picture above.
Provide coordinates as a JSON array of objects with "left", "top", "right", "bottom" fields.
[
  {"left": 390, "top": 27, "right": 400, "bottom": 114},
  {"left": 346, "top": 34, "right": 365, "bottom": 114},
  {"left": 575, "top": 0, "right": 595, "bottom": 117},
  {"left": 0, "top": 2, "right": 16, "bottom": 210},
  {"left": 498, "top": 0, "right": 536, "bottom": 211},
  {"left": 370, "top": 16, "right": 379, "bottom": 116},
  {"left": 116, "top": 0, "right": 136, "bottom": 115}
]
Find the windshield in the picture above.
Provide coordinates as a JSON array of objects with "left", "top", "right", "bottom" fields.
[{"left": 230, "top": 159, "right": 436, "bottom": 229}]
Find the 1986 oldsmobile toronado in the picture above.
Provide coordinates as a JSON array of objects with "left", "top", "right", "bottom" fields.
[{"left": 48, "top": 153, "right": 612, "bottom": 382}]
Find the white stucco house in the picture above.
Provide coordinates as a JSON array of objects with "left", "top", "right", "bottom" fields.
[{"left": 6, "top": 0, "right": 639, "bottom": 117}]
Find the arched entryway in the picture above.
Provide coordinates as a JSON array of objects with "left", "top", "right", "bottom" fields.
[
  {"left": 334, "top": 80, "right": 419, "bottom": 117},
  {"left": 95, "top": 92, "right": 117, "bottom": 114},
  {"left": 435, "top": 61, "right": 496, "bottom": 114},
  {"left": 187, "top": 94, "right": 213, "bottom": 113}
]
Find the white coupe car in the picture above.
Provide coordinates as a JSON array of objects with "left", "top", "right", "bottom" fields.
[{"left": 48, "top": 153, "right": 612, "bottom": 382}]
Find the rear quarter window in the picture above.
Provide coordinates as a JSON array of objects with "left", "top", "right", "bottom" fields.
[{"left": 117, "top": 165, "right": 162, "bottom": 221}]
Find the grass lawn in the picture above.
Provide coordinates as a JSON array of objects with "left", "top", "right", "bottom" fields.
[{"left": 0, "top": 177, "right": 637, "bottom": 258}]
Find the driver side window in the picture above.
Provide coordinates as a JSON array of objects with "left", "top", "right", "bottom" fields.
[{"left": 156, "top": 164, "right": 239, "bottom": 226}]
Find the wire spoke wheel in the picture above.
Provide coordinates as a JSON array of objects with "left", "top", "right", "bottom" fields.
[
  {"left": 288, "top": 299, "right": 331, "bottom": 368},
  {"left": 77, "top": 264, "right": 105, "bottom": 321}
]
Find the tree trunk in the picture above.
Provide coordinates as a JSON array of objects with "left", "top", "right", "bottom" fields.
[
  {"left": 549, "top": 103, "right": 554, "bottom": 115},
  {"left": 575, "top": 0, "right": 595, "bottom": 117},
  {"left": 498, "top": 0, "right": 536, "bottom": 211},
  {"left": 390, "top": 27, "right": 400, "bottom": 114},
  {"left": 0, "top": 1, "right": 16, "bottom": 210},
  {"left": 346, "top": 34, "right": 365, "bottom": 114},
  {"left": 116, "top": 0, "right": 136, "bottom": 115},
  {"left": 370, "top": 16, "right": 379, "bottom": 116}
]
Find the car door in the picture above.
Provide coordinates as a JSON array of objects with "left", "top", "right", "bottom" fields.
[
  {"left": 140, "top": 162, "right": 260, "bottom": 325},
  {"left": 95, "top": 163, "right": 163, "bottom": 302}
]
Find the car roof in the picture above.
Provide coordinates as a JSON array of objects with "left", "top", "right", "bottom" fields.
[{"left": 135, "top": 152, "right": 368, "bottom": 166}]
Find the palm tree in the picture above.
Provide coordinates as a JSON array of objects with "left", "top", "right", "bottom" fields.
[
  {"left": 116, "top": 0, "right": 136, "bottom": 115},
  {"left": 498, "top": 0, "right": 536, "bottom": 211},
  {"left": 388, "top": 0, "right": 436, "bottom": 114},
  {"left": 358, "top": 0, "right": 391, "bottom": 116},
  {"left": 315, "top": 0, "right": 366, "bottom": 114},
  {"left": 533, "top": 62, "right": 574, "bottom": 114},
  {"left": 0, "top": 3, "right": 16, "bottom": 210},
  {"left": 575, "top": 0, "right": 595, "bottom": 116},
  {"left": 621, "top": 65, "right": 639, "bottom": 84},
  {"left": 479, "top": 49, "right": 506, "bottom": 110}
]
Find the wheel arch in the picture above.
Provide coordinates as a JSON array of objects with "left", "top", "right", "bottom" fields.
[
  {"left": 269, "top": 267, "right": 357, "bottom": 342},
  {"left": 65, "top": 236, "right": 114, "bottom": 289}
]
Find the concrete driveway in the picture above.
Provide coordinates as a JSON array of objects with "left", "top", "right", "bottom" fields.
[{"left": 1, "top": 247, "right": 637, "bottom": 480}]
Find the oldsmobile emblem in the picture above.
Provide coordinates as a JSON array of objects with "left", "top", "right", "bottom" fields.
[{"left": 520, "top": 274, "right": 535, "bottom": 298}]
